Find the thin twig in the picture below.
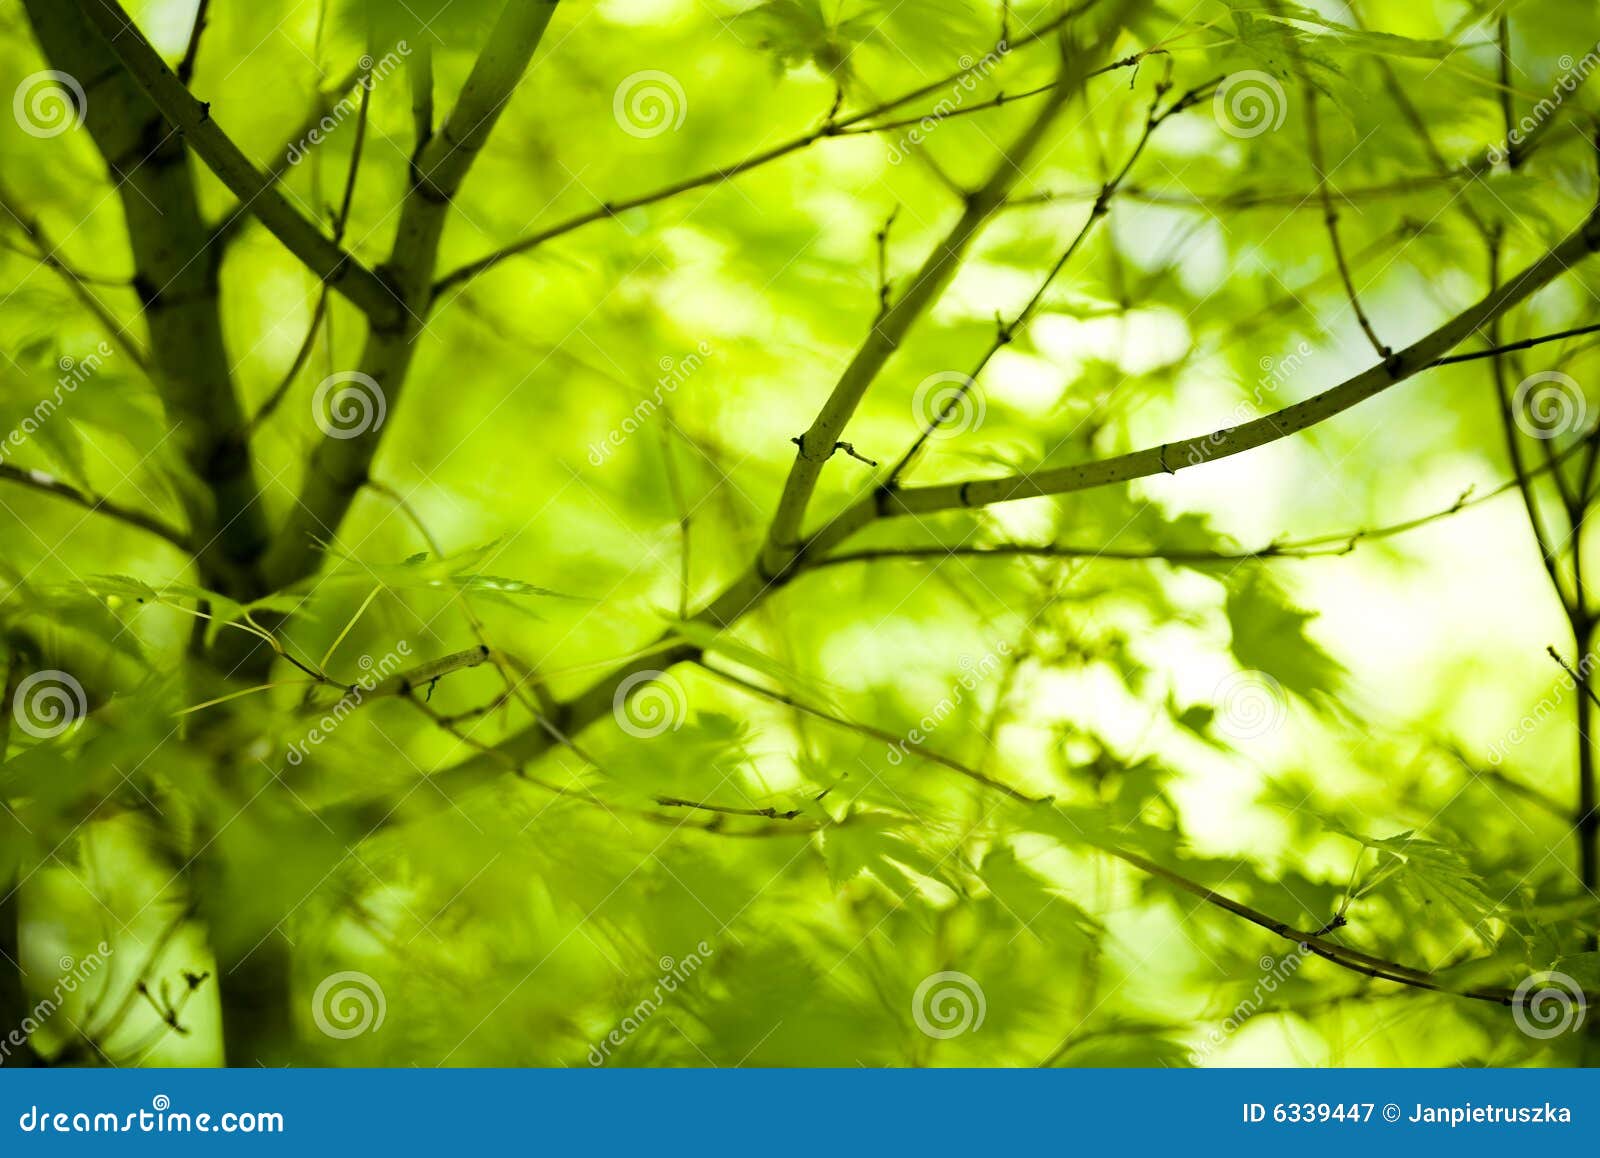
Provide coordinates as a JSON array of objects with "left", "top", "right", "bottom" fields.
[
  {"left": 431, "top": 7, "right": 1142, "bottom": 295},
  {"left": 209, "top": 62, "right": 366, "bottom": 243},
  {"left": 1549, "top": 646, "right": 1600, "bottom": 714},
  {"left": 0, "top": 180, "right": 150, "bottom": 372},
  {"left": 0, "top": 464, "right": 189, "bottom": 551},
  {"left": 248, "top": 66, "right": 371, "bottom": 432},
  {"left": 700, "top": 659, "right": 1555, "bottom": 1008},
  {"left": 409, "top": 42, "right": 433, "bottom": 151},
  {"left": 885, "top": 67, "right": 1216, "bottom": 486},
  {"left": 1304, "top": 86, "right": 1389, "bottom": 362},
  {"left": 874, "top": 206, "right": 898, "bottom": 318},
  {"left": 760, "top": 8, "right": 1143, "bottom": 575},
  {"left": 176, "top": 0, "right": 210, "bottom": 86},
  {"left": 83, "top": 904, "right": 192, "bottom": 1048},
  {"left": 1429, "top": 321, "right": 1600, "bottom": 367},
  {"left": 815, "top": 433, "right": 1594, "bottom": 571},
  {"left": 1485, "top": 234, "right": 1574, "bottom": 609}
]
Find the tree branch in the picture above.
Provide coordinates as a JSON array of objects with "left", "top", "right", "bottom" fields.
[
  {"left": 759, "top": 11, "right": 1139, "bottom": 576},
  {"left": 815, "top": 542, "right": 1347, "bottom": 567},
  {"left": 176, "top": 0, "right": 210, "bottom": 87},
  {"left": 430, "top": 7, "right": 1144, "bottom": 296},
  {"left": 406, "top": 205, "right": 1600, "bottom": 816},
  {"left": 0, "top": 180, "right": 149, "bottom": 373},
  {"left": 72, "top": 0, "right": 399, "bottom": 326},
  {"left": 209, "top": 62, "right": 366, "bottom": 245},
  {"left": 26, "top": 0, "right": 270, "bottom": 592},
  {"left": 816, "top": 423, "right": 1598, "bottom": 571},
  {"left": 0, "top": 464, "right": 190, "bottom": 551},
  {"left": 827, "top": 207, "right": 1600, "bottom": 540},
  {"left": 1008, "top": 171, "right": 1468, "bottom": 211},
  {"left": 261, "top": 0, "right": 564, "bottom": 590},
  {"left": 702, "top": 660, "right": 1544, "bottom": 1008},
  {"left": 887, "top": 67, "right": 1215, "bottom": 486}
]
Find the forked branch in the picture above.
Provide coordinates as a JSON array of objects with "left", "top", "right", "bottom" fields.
[{"left": 72, "top": 0, "right": 399, "bottom": 325}]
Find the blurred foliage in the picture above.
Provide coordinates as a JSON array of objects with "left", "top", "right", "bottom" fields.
[{"left": 2, "top": 0, "right": 1600, "bottom": 1068}]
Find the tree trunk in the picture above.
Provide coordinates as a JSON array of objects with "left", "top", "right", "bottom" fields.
[
  {"left": 22, "top": 0, "right": 284, "bottom": 1064},
  {"left": 215, "top": 934, "right": 295, "bottom": 1067},
  {"left": 0, "top": 887, "right": 40, "bottom": 1068}
]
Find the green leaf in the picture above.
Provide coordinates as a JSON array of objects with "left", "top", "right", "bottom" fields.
[
  {"left": 1224, "top": 573, "right": 1343, "bottom": 703},
  {"left": 1242, "top": 4, "right": 1461, "bottom": 60},
  {"left": 976, "top": 846, "right": 1100, "bottom": 952},
  {"left": 1553, "top": 953, "right": 1600, "bottom": 992},
  {"left": 1336, "top": 826, "right": 1500, "bottom": 932},
  {"left": 821, "top": 824, "right": 950, "bottom": 899},
  {"left": 732, "top": 0, "right": 881, "bottom": 79},
  {"left": 308, "top": 545, "right": 577, "bottom": 603}
]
